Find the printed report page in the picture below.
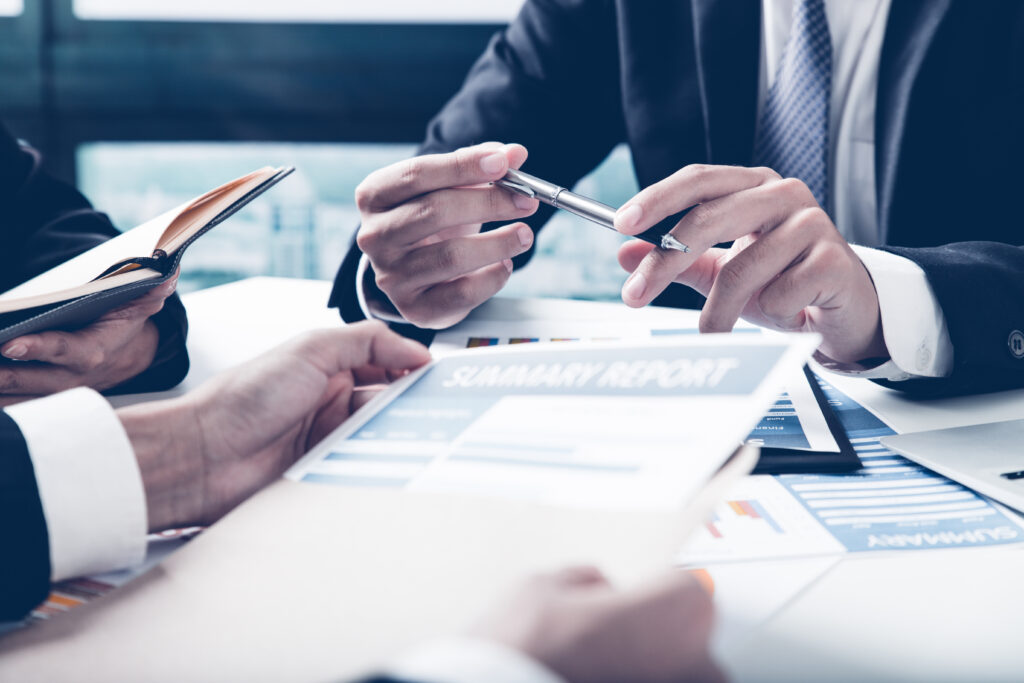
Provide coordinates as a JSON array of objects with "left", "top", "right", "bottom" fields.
[{"left": 287, "top": 334, "right": 818, "bottom": 510}]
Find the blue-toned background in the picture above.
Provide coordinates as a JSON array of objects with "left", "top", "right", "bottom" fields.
[{"left": 1, "top": 1, "right": 640, "bottom": 302}]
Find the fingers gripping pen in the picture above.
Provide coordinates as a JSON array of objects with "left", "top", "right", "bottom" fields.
[{"left": 494, "top": 168, "right": 691, "bottom": 253}]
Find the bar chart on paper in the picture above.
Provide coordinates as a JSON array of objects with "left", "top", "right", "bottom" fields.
[
  {"left": 0, "top": 529, "right": 202, "bottom": 636},
  {"left": 726, "top": 499, "right": 783, "bottom": 533},
  {"left": 748, "top": 394, "right": 812, "bottom": 449},
  {"left": 682, "top": 376, "right": 1024, "bottom": 564},
  {"left": 683, "top": 475, "right": 846, "bottom": 562}
]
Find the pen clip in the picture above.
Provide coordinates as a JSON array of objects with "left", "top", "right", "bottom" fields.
[{"left": 494, "top": 178, "right": 536, "bottom": 199}]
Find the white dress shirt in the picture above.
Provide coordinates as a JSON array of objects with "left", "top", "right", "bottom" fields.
[
  {"left": 358, "top": 0, "right": 954, "bottom": 381},
  {"left": 4, "top": 387, "right": 146, "bottom": 581}
]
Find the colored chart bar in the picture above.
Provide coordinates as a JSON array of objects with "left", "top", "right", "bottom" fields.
[
  {"left": 32, "top": 578, "right": 115, "bottom": 621},
  {"left": 726, "top": 499, "right": 784, "bottom": 533},
  {"left": 749, "top": 499, "right": 785, "bottom": 533},
  {"left": 302, "top": 473, "right": 410, "bottom": 488},
  {"left": 651, "top": 328, "right": 699, "bottom": 336},
  {"left": 46, "top": 594, "right": 83, "bottom": 609},
  {"left": 466, "top": 337, "right": 500, "bottom": 348},
  {"left": 508, "top": 337, "right": 539, "bottom": 344}
]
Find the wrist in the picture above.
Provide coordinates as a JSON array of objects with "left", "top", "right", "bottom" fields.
[
  {"left": 117, "top": 396, "right": 204, "bottom": 532},
  {"left": 858, "top": 311, "right": 890, "bottom": 363},
  {"left": 815, "top": 322, "right": 889, "bottom": 367},
  {"left": 836, "top": 257, "right": 892, "bottom": 364},
  {"left": 109, "top": 307, "right": 190, "bottom": 394},
  {"left": 114, "top": 319, "right": 161, "bottom": 383}
]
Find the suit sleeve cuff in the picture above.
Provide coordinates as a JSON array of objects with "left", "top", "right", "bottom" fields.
[
  {"left": 356, "top": 254, "right": 409, "bottom": 324},
  {"left": 817, "top": 246, "right": 954, "bottom": 381},
  {"left": 386, "top": 636, "right": 567, "bottom": 683},
  {"left": 4, "top": 388, "right": 146, "bottom": 581}
]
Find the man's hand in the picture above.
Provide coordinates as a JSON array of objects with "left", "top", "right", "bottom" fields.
[
  {"left": 118, "top": 321, "right": 431, "bottom": 531},
  {"left": 0, "top": 277, "right": 179, "bottom": 405},
  {"left": 474, "top": 566, "right": 724, "bottom": 683},
  {"left": 615, "top": 165, "right": 888, "bottom": 364},
  {"left": 355, "top": 142, "right": 539, "bottom": 329}
]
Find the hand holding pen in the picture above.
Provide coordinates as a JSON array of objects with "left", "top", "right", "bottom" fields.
[
  {"left": 353, "top": 141, "right": 887, "bottom": 364},
  {"left": 613, "top": 164, "right": 887, "bottom": 364},
  {"left": 494, "top": 168, "right": 691, "bottom": 253},
  {"left": 354, "top": 143, "right": 539, "bottom": 329},
  {"left": 492, "top": 160, "right": 886, "bottom": 363}
]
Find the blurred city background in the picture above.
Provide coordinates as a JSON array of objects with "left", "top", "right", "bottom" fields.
[{"left": 1, "top": 0, "right": 638, "bottom": 301}]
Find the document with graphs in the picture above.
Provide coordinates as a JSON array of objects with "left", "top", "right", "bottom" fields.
[
  {"left": 680, "top": 372, "right": 1024, "bottom": 563},
  {"left": 287, "top": 334, "right": 819, "bottom": 510}
]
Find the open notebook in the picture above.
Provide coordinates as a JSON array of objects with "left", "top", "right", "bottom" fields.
[{"left": 0, "top": 166, "right": 293, "bottom": 345}]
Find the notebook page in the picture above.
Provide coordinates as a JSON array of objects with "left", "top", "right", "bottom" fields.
[{"left": 0, "top": 205, "right": 180, "bottom": 311}]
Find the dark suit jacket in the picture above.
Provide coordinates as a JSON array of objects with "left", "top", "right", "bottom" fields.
[
  {"left": 330, "top": 0, "right": 1024, "bottom": 394},
  {"left": 0, "top": 123, "right": 189, "bottom": 393},
  {"left": 0, "top": 412, "right": 50, "bottom": 621}
]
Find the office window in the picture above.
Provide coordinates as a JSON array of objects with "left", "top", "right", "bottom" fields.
[
  {"left": 73, "top": 0, "right": 522, "bottom": 23},
  {"left": 78, "top": 143, "right": 415, "bottom": 293},
  {"left": 77, "top": 143, "right": 637, "bottom": 301},
  {"left": 0, "top": 0, "right": 22, "bottom": 16}
]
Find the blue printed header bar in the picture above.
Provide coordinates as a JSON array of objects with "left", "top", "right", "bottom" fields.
[{"left": 406, "top": 343, "right": 790, "bottom": 398}]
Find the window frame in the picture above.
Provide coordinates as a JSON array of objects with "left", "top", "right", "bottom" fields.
[{"left": 1, "top": 0, "right": 505, "bottom": 182}]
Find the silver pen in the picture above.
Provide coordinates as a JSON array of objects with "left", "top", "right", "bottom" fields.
[{"left": 494, "top": 168, "right": 690, "bottom": 253}]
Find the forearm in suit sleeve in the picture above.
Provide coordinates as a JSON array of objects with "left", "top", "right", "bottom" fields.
[
  {"left": 330, "top": 0, "right": 625, "bottom": 333},
  {"left": 0, "top": 124, "right": 189, "bottom": 391},
  {"left": 877, "top": 242, "right": 1024, "bottom": 396},
  {"left": 0, "top": 412, "right": 51, "bottom": 622}
]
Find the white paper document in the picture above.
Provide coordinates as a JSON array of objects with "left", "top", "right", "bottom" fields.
[
  {"left": 433, "top": 316, "right": 841, "bottom": 456},
  {"left": 431, "top": 302, "right": 1024, "bottom": 560},
  {"left": 287, "top": 334, "right": 819, "bottom": 510},
  {"left": 681, "top": 375, "right": 1024, "bottom": 563},
  {"left": 749, "top": 370, "right": 841, "bottom": 453}
]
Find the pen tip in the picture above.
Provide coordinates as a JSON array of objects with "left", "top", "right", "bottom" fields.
[{"left": 661, "top": 235, "right": 691, "bottom": 253}]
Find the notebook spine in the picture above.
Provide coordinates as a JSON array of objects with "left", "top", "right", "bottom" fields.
[{"left": 90, "top": 249, "right": 171, "bottom": 282}]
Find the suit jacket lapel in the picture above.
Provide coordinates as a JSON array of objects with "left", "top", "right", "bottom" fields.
[
  {"left": 876, "top": 0, "right": 952, "bottom": 240},
  {"left": 691, "top": 0, "right": 762, "bottom": 164}
]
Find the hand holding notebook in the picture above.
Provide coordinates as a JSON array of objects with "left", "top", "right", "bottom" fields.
[
  {"left": 0, "top": 166, "right": 293, "bottom": 346},
  {"left": 0, "top": 276, "right": 180, "bottom": 401}
]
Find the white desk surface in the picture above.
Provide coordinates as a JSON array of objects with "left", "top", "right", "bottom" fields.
[{"left": 18, "top": 277, "right": 1024, "bottom": 681}]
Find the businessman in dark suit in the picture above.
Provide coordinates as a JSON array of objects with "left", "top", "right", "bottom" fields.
[
  {"left": 0, "top": 322, "right": 722, "bottom": 683},
  {"left": 331, "top": 0, "right": 1024, "bottom": 395},
  {"left": 0, "top": 122, "right": 189, "bottom": 402}
]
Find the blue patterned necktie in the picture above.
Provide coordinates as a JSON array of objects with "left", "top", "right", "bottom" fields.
[{"left": 755, "top": 0, "right": 832, "bottom": 209}]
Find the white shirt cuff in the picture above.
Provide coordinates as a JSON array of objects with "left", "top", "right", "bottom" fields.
[
  {"left": 5, "top": 388, "right": 146, "bottom": 581},
  {"left": 356, "top": 253, "right": 408, "bottom": 324},
  {"left": 817, "top": 246, "right": 953, "bottom": 381},
  {"left": 387, "top": 636, "right": 567, "bottom": 683}
]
